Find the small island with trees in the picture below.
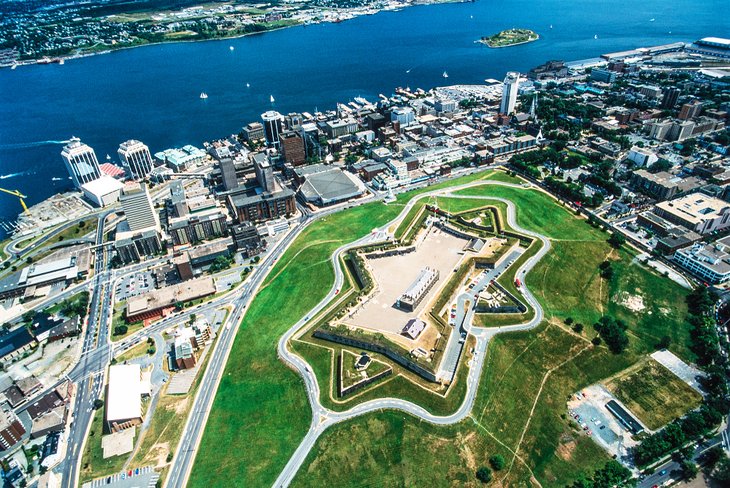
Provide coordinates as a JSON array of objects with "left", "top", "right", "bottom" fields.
[{"left": 479, "top": 28, "right": 539, "bottom": 48}]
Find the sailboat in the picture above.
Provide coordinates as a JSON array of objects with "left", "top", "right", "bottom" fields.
[
  {"left": 594, "top": 34, "right": 598, "bottom": 39},
  {"left": 200, "top": 92, "right": 208, "bottom": 99},
  {"left": 246, "top": 83, "right": 250, "bottom": 88},
  {"left": 270, "top": 95, "right": 275, "bottom": 103},
  {"left": 550, "top": 24, "right": 553, "bottom": 29},
  {"left": 443, "top": 71, "right": 449, "bottom": 78}
]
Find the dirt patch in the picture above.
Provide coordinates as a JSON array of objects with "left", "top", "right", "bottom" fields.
[
  {"left": 172, "top": 396, "right": 189, "bottom": 415},
  {"left": 143, "top": 442, "right": 171, "bottom": 468},
  {"left": 556, "top": 435, "right": 577, "bottom": 461},
  {"left": 615, "top": 291, "right": 645, "bottom": 312}
]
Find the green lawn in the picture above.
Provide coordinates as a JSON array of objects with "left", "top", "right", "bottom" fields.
[
  {"left": 605, "top": 359, "right": 702, "bottom": 431},
  {"left": 454, "top": 185, "right": 602, "bottom": 242},
  {"left": 191, "top": 171, "right": 694, "bottom": 488},
  {"left": 79, "top": 409, "right": 128, "bottom": 483},
  {"left": 189, "top": 169, "right": 499, "bottom": 487}
]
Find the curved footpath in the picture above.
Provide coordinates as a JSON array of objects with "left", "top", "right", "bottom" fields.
[{"left": 273, "top": 181, "right": 552, "bottom": 487}]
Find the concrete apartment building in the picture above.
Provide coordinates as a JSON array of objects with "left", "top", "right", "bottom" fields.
[
  {"left": 105, "top": 364, "right": 150, "bottom": 433},
  {"left": 673, "top": 236, "right": 730, "bottom": 284},
  {"left": 654, "top": 192, "right": 730, "bottom": 234},
  {"left": 629, "top": 170, "right": 702, "bottom": 200}
]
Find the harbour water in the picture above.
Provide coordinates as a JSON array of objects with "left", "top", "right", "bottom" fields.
[{"left": 0, "top": 0, "right": 725, "bottom": 236}]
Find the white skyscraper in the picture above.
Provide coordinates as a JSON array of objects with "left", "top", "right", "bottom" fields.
[
  {"left": 499, "top": 72, "right": 520, "bottom": 115},
  {"left": 120, "top": 183, "right": 159, "bottom": 232},
  {"left": 61, "top": 137, "right": 102, "bottom": 189},
  {"left": 261, "top": 111, "right": 284, "bottom": 147},
  {"left": 118, "top": 140, "right": 154, "bottom": 179}
]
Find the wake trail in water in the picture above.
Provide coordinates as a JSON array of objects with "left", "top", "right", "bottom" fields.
[
  {"left": 0, "top": 172, "right": 26, "bottom": 180},
  {"left": 0, "top": 139, "right": 71, "bottom": 150}
]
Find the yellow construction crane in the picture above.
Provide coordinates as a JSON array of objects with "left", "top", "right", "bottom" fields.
[{"left": 0, "top": 187, "right": 29, "bottom": 214}]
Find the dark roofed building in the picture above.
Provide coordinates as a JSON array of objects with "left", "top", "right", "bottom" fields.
[
  {"left": 231, "top": 223, "right": 264, "bottom": 257},
  {"left": 227, "top": 188, "right": 296, "bottom": 223},
  {"left": 296, "top": 166, "right": 365, "bottom": 206},
  {"left": 401, "top": 318, "right": 426, "bottom": 340},
  {"left": 605, "top": 400, "right": 644, "bottom": 434},
  {"left": 0, "top": 326, "right": 37, "bottom": 365}
]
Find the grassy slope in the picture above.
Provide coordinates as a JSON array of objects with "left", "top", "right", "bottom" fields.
[
  {"left": 291, "top": 183, "right": 694, "bottom": 487},
  {"left": 189, "top": 170, "right": 494, "bottom": 487},
  {"left": 605, "top": 359, "right": 702, "bottom": 431},
  {"left": 79, "top": 409, "right": 128, "bottom": 483}
]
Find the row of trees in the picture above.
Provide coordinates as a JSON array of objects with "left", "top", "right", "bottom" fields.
[
  {"left": 632, "top": 287, "right": 729, "bottom": 466},
  {"left": 567, "top": 460, "right": 633, "bottom": 488}
]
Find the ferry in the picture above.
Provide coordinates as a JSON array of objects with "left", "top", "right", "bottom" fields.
[{"left": 200, "top": 92, "right": 208, "bottom": 99}]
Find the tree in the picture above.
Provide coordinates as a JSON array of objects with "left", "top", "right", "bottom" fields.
[
  {"left": 594, "top": 316, "right": 629, "bottom": 354},
  {"left": 93, "top": 399, "right": 104, "bottom": 410},
  {"left": 592, "top": 336, "right": 602, "bottom": 346},
  {"left": 680, "top": 460, "right": 698, "bottom": 481},
  {"left": 22, "top": 310, "right": 36, "bottom": 323},
  {"left": 565, "top": 317, "right": 574, "bottom": 325},
  {"left": 489, "top": 454, "right": 505, "bottom": 471},
  {"left": 656, "top": 335, "right": 671, "bottom": 350},
  {"left": 607, "top": 233, "right": 626, "bottom": 249},
  {"left": 600, "top": 266, "right": 614, "bottom": 280},
  {"left": 114, "top": 325, "right": 128, "bottom": 336},
  {"left": 713, "top": 456, "right": 730, "bottom": 482},
  {"left": 573, "top": 323, "right": 584, "bottom": 334},
  {"left": 476, "top": 466, "right": 492, "bottom": 483}
]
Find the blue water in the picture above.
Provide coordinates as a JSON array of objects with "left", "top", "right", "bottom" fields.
[{"left": 0, "top": 0, "right": 726, "bottom": 236}]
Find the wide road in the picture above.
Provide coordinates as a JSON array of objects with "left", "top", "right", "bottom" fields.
[
  {"left": 270, "top": 181, "right": 553, "bottom": 486},
  {"left": 54, "top": 212, "right": 114, "bottom": 488}
]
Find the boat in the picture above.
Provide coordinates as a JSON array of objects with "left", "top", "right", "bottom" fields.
[
  {"left": 246, "top": 83, "right": 250, "bottom": 88},
  {"left": 650, "top": 18, "right": 655, "bottom": 22},
  {"left": 200, "top": 92, "right": 208, "bottom": 99},
  {"left": 229, "top": 46, "right": 235, "bottom": 51},
  {"left": 270, "top": 95, "right": 275, "bottom": 103},
  {"left": 594, "top": 34, "right": 598, "bottom": 39},
  {"left": 10, "top": 64, "right": 17, "bottom": 70},
  {"left": 59, "top": 59, "right": 65, "bottom": 65},
  {"left": 406, "top": 69, "right": 411, "bottom": 73},
  {"left": 51, "top": 177, "right": 63, "bottom": 181},
  {"left": 550, "top": 24, "right": 553, "bottom": 29},
  {"left": 443, "top": 71, "right": 448, "bottom": 78}
]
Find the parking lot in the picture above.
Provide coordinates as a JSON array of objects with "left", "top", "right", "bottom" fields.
[
  {"left": 567, "top": 384, "right": 639, "bottom": 460},
  {"left": 115, "top": 271, "right": 155, "bottom": 301},
  {"left": 82, "top": 466, "right": 158, "bottom": 488},
  {"left": 651, "top": 349, "right": 705, "bottom": 393}
]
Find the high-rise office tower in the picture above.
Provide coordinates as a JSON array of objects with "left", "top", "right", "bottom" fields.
[
  {"left": 120, "top": 183, "right": 159, "bottom": 232},
  {"left": 253, "top": 153, "right": 275, "bottom": 193},
  {"left": 499, "top": 72, "right": 520, "bottom": 115},
  {"left": 261, "top": 111, "right": 284, "bottom": 147},
  {"left": 280, "top": 131, "right": 306, "bottom": 166},
  {"left": 118, "top": 139, "right": 154, "bottom": 179},
  {"left": 660, "top": 88, "right": 681, "bottom": 109},
  {"left": 678, "top": 100, "right": 702, "bottom": 120},
  {"left": 219, "top": 157, "right": 239, "bottom": 191},
  {"left": 61, "top": 137, "right": 102, "bottom": 189}
]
